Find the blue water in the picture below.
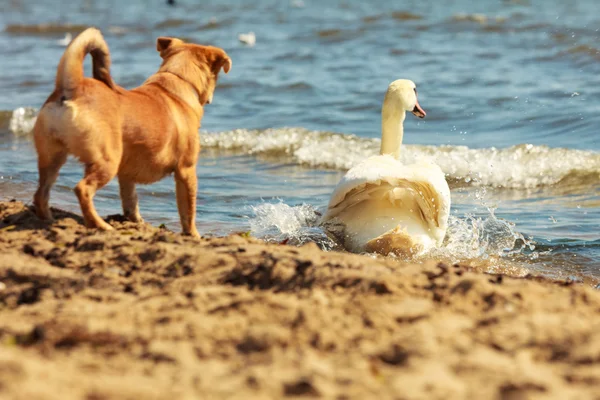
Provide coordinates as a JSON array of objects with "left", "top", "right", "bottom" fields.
[{"left": 0, "top": 0, "right": 599, "bottom": 283}]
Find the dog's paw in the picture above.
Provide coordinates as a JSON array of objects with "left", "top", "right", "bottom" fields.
[
  {"left": 33, "top": 207, "right": 54, "bottom": 221},
  {"left": 183, "top": 229, "right": 201, "bottom": 239},
  {"left": 87, "top": 220, "right": 114, "bottom": 231},
  {"left": 124, "top": 212, "right": 144, "bottom": 224},
  {"left": 37, "top": 214, "right": 54, "bottom": 222}
]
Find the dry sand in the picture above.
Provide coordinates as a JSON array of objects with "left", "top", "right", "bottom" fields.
[{"left": 0, "top": 199, "right": 599, "bottom": 399}]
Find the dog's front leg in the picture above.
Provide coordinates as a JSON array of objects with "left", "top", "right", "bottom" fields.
[
  {"left": 174, "top": 165, "right": 199, "bottom": 238},
  {"left": 118, "top": 177, "right": 143, "bottom": 223}
]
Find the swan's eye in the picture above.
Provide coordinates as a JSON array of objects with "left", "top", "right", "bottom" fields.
[{"left": 414, "top": 88, "right": 417, "bottom": 95}]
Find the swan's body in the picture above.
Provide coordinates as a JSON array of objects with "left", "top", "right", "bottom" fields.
[{"left": 321, "top": 79, "right": 450, "bottom": 257}]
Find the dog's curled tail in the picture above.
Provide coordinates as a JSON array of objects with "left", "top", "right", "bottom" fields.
[{"left": 55, "top": 27, "right": 115, "bottom": 97}]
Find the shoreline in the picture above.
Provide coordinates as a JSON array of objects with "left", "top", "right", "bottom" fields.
[{"left": 1, "top": 200, "right": 599, "bottom": 398}]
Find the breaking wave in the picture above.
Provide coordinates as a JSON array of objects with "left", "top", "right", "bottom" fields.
[
  {"left": 201, "top": 128, "right": 600, "bottom": 190},
  {"left": 5, "top": 108, "right": 599, "bottom": 190},
  {"left": 4, "top": 107, "right": 37, "bottom": 136}
]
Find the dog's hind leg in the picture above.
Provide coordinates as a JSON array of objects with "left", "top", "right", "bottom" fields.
[
  {"left": 75, "top": 160, "right": 118, "bottom": 231},
  {"left": 118, "top": 177, "right": 143, "bottom": 223},
  {"left": 33, "top": 126, "right": 68, "bottom": 221},
  {"left": 174, "top": 165, "right": 199, "bottom": 238}
]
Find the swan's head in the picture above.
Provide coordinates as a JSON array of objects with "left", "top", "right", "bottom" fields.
[{"left": 385, "top": 79, "right": 426, "bottom": 118}]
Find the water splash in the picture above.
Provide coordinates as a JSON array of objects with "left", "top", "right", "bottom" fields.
[
  {"left": 247, "top": 198, "right": 540, "bottom": 276},
  {"left": 430, "top": 209, "right": 538, "bottom": 260},
  {"left": 248, "top": 201, "right": 338, "bottom": 250}
]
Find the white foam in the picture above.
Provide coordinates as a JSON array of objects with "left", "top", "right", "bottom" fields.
[
  {"left": 248, "top": 201, "right": 337, "bottom": 249},
  {"left": 9, "top": 107, "right": 37, "bottom": 136},
  {"left": 415, "top": 207, "right": 549, "bottom": 277},
  {"left": 6, "top": 109, "right": 599, "bottom": 190},
  {"left": 249, "top": 201, "right": 318, "bottom": 236},
  {"left": 201, "top": 128, "right": 600, "bottom": 189},
  {"left": 247, "top": 198, "right": 541, "bottom": 272},
  {"left": 430, "top": 208, "right": 536, "bottom": 259}
]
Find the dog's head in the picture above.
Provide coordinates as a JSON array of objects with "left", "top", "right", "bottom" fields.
[{"left": 156, "top": 37, "right": 231, "bottom": 106}]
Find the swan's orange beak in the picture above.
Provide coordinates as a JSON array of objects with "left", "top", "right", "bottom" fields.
[{"left": 412, "top": 99, "right": 426, "bottom": 118}]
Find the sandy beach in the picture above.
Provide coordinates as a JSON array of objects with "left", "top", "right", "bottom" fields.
[{"left": 0, "top": 199, "right": 598, "bottom": 399}]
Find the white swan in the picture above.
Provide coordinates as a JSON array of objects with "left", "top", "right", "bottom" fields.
[{"left": 321, "top": 79, "right": 450, "bottom": 257}]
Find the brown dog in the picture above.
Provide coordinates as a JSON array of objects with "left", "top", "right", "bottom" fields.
[{"left": 32, "top": 28, "right": 231, "bottom": 237}]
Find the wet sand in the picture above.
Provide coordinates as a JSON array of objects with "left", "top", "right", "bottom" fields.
[{"left": 0, "top": 199, "right": 599, "bottom": 399}]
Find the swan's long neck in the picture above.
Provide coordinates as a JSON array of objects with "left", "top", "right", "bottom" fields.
[{"left": 379, "top": 98, "right": 406, "bottom": 159}]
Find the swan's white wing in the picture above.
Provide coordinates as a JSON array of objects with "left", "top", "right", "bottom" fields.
[
  {"left": 322, "top": 155, "right": 451, "bottom": 252},
  {"left": 323, "top": 155, "right": 450, "bottom": 229}
]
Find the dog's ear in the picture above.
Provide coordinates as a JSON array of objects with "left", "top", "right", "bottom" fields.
[
  {"left": 221, "top": 54, "right": 232, "bottom": 74},
  {"left": 156, "top": 37, "right": 183, "bottom": 56},
  {"left": 209, "top": 48, "right": 232, "bottom": 74}
]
